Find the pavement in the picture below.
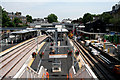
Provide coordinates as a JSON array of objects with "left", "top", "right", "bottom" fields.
[{"left": 31, "top": 37, "right": 73, "bottom": 78}]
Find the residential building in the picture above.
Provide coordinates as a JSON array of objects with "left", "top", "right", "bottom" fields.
[
  {"left": 33, "top": 18, "right": 48, "bottom": 24},
  {"left": 62, "top": 18, "right": 72, "bottom": 23},
  {"left": 111, "top": 1, "right": 120, "bottom": 19},
  {"left": 8, "top": 12, "right": 27, "bottom": 24}
]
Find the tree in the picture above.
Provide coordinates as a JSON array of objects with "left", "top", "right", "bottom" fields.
[
  {"left": 82, "top": 13, "right": 93, "bottom": 24},
  {"left": 109, "top": 18, "right": 120, "bottom": 25},
  {"left": 47, "top": 14, "right": 58, "bottom": 23},
  {"left": 15, "top": 12, "right": 21, "bottom": 15},
  {"left": 2, "top": 8, "right": 12, "bottom": 27},
  {"left": 8, "top": 21, "right": 15, "bottom": 27},
  {"left": 26, "top": 15, "right": 32, "bottom": 23},
  {"left": 13, "top": 17, "right": 22, "bottom": 27},
  {"left": 71, "top": 17, "right": 83, "bottom": 24},
  {"left": 100, "top": 13, "right": 112, "bottom": 24}
]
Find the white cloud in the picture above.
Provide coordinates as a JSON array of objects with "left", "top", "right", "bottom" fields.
[{"left": 1, "top": 0, "right": 120, "bottom": 2}]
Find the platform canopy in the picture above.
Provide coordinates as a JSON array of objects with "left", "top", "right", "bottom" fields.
[
  {"left": 57, "top": 28, "right": 68, "bottom": 32},
  {"left": 35, "top": 25, "right": 41, "bottom": 28},
  {"left": 46, "top": 25, "right": 68, "bottom": 33},
  {"left": 78, "top": 30, "right": 106, "bottom": 35},
  {"left": 78, "top": 26, "right": 85, "bottom": 28},
  {"left": 46, "top": 28, "right": 68, "bottom": 33},
  {"left": 46, "top": 30, "right": 55, "bottom": 32},
  {"left": 11, "top": 29, "right": 36, "bottom": 35},
  {"left": 56, "top": 25, "right": 68, "bottom": 32}
]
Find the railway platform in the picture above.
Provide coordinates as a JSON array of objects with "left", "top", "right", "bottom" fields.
[
  {"left": 0, "top": 35, "right": 97, "bottom": 79},
  {"left": 27, "top": 36, "right": 97, "bottom": 79},
  {"left": 0, "top": 35, "right": 47, "bottom": 79}
]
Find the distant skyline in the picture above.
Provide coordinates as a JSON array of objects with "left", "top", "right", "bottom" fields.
[{"left": 1, "top": 1, "right": 119, "bottom": 21}]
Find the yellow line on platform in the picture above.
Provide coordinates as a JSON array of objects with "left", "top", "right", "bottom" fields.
[
  {"left": 0, "top": 36, "right": 44, "bottom": 55},
  {"left": 28, "top": 58, "right": 34, "bottom": 67},
  {"left": 28, "top": 42, "right": 46, "bottom": 67}
]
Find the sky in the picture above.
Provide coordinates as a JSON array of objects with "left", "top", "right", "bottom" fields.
[{"left": 1, "top": 0, "right": 120, "bottom": 21}]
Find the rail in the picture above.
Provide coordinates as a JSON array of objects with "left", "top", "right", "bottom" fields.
[
  {"left": 72, "top": 40, "right": 117, "bottom": 80},
  {"left": 0, "top": 36, "right": 48, "bottom": 79}
]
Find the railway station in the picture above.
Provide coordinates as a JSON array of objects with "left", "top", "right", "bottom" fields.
[
  {"left": 0, "top": 25, "right": 120, "bottom": 80},
  {"left": 1, "top": 1, "right": 120, "bottom": 80}
]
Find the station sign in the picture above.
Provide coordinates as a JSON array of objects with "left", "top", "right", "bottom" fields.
[{"left": 49, "top": 54, "right": 67, "bottom": 58}]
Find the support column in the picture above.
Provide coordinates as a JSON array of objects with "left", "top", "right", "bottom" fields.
[
  {"left": 15, "top": 34, "right": 17, "bottom": 43},
  {"left": 73, "top": 24, "right": 75, "bottom": 39},
  {"left": 39, "top": 30, "right": 41, "bottom": 36},
  {"left": 21, "top": 34, "right": 22, "bottom": 41},
  {"left": 55, "top": 30, "right": 58, "bottom": 54}
]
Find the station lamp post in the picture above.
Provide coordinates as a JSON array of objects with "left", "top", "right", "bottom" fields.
[
  {"left": 90, "top": 28, "right": 94, "bottom": 39},
  {"left": 73, "top": 24, "right": 78, "bottom": 41},
  {"left": 36, "top": 30, "right": 38, "bottom": 53}
]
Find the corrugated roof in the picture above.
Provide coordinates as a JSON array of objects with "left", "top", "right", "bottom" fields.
[
  {"left": 11, "top": 29, "right": 36, "bottom": 34},
  {"left": 78, "top": 30, "right": 106, "bottom": 35},
  {"left": 46, "top": 28, "right": 68, "bottom": 32}
]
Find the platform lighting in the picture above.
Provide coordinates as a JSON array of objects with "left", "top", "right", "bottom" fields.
[{"left": 36, "top": 30, "right": 39, "bottom": 53}]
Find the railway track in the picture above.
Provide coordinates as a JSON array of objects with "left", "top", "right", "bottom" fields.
[
  {"left": 0, "top": 36, "right": 47, "bottom": 79},
  {"left": 72, "top": 40, "right": 117, "bottom": 80}
]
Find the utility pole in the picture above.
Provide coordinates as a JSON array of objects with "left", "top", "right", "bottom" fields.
[
  {"left": 55, "top": 29, "right": 58, "bottom": 54},
  {"left": 36, "top": 30, "right": 38, "bottom": 53}
]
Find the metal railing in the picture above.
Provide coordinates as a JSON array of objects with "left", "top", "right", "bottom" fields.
[{"left": 13, "top": 65, "right": 47, "bottom": 79}]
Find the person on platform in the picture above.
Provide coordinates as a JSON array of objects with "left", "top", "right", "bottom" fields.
[
  {"left": 32, "top": 52, "right": 36, "bottom": 58},
  {"left": 49, "top": 49, "right": 55, "bottom": 54}
]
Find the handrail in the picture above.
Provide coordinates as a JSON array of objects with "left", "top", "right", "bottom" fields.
[{"left": 13, "top": 65, "right": 46, "bottom": 79}]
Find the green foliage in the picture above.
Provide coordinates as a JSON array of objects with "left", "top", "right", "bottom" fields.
[
  {"left": 100, "top": 13, "right": 113, "bottom": 24},
  {"left": 15, "top": 12, "right": 21, "bottom": 15},
  {"left": 2, "top": 8, "right": 11, "bottom": 27},
  {"left": 72, "top": 17, "right": 83, "bottom": 24},
  {"left": 109, "top": 18, "right": 120, "bottom": 25},
  {"left": 26, "top": 15, "right": 32, "bottom": 23},
  {"left": 8, "top": 21, "right": 15, "bottom": 27},
  {"left": 47, "top": 14, "right": 58, "bottom": 23},
  {"left": 13, "top": 17, "right": 22, "bottom": 27},
  {"left": 1, "top": 7, "right": 29, "bottom": 27},
  {"left": 82, "top": 13, "right": 93, "bottom": 24}
]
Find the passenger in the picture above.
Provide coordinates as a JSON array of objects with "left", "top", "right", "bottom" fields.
[
  {"left": 49, "top": 50, "right": 55, "bottom": 54},
  {"left": 46, "top": 72, "right": 49, "bottom": 79},
  {"left": 12, "top": 40, "right": 13, "bottom": 44},
  {"left": 52, "top": 50, "right": 55, "bottom": 54},
  {"left": 39, "top": 52, "right": 44, "bottom": 58},
  {"left": 51, "top": 43, "right": 53, "bottom": 46},
  {"left": 32, "top": 53, "right": 34, "bottom": 58},
  {"left": 32, "top": 52, "right": 36, "bottom": 58}
]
